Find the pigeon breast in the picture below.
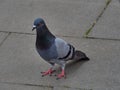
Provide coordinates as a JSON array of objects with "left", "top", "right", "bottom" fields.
[{"left": 36, "top": 42, "right": 58, "bottom": 61}]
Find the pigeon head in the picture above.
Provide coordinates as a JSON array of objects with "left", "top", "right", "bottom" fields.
[
  {"left": 32, "top": 18, "right": 46, "bottom": 31},
  {"left": 32, "top": 18, "right": 55, "bottom": 40}
]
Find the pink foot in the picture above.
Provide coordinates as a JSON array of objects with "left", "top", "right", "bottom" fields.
[
  {"left": 57, "top": 70, "right": 66, "bottom": 79},
  {"left": 41, "top": 69, "right": 55, "bottom": 77}
]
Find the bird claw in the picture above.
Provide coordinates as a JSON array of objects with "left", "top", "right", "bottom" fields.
[
  {"left": 56, "top": 71, "right": 66, "bottom": 80},
  {"left": 56, "top": 74, "right": 66, "bottom": 80},
  {"left": 41, "top": 69, "right": 56, "bottom": 77},
  {"left": 41, "top": 69, "right": 66, "bottom": 79}
]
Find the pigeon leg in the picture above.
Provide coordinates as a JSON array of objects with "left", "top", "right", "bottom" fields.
[
  {"left": 56, "top": 64, "right": 66, "bottom": 79},
  {"left": 57, "top": 69, "right": 65, "bottom": 79}
]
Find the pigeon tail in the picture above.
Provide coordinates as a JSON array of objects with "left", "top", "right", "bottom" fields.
[{"left": 73, "top": 50, "right": 90, "bottom": 61}]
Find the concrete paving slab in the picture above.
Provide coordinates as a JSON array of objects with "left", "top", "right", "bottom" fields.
[
  {"left": 0, "top": 32, "right": 9, "bottom": 45},
  {"left": 0, "top": 0, "right": 106, "bottom": 37},
  {"left": 88, "top": 0, "right": 120, "bottom": 39},
  {"left": 0, "top": 83, "right": 53, "bottom": 90},
  {"left": 0, "top": 33, "right": 120, "bottom": 89}
]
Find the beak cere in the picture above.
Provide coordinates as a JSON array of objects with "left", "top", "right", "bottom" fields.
[{"left": 32, "top": 25, "right": 36, "bottom": 31}]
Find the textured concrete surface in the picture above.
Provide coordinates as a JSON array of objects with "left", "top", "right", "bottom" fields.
[
  {"left": 53, "top": 86, "right": 90, "bottom": 90},
  {"left": 0, "top": 0, "right": 106, "bottom": 37},
  {"left": 88, "top": 0, "right": 120, "bottom": 39},
  {"left": 0, "top": 0, "right": 120, "bottom": 90}
]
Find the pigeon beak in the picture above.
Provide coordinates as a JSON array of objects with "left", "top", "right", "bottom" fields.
[{"left": 32, "top": 25, "right": 36, "bottom": 31}]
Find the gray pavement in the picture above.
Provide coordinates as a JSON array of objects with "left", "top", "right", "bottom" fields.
[
  {"left": 88, "top": 0, "right": 120, "bottom": 40},
  {"left": 0, "top": 0, "right": 120, "bottom": 90},
  {"left": 0, "top": 0, "right": 106, "bottom": 37}
]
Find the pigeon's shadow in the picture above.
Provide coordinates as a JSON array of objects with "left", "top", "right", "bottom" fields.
[{"left": 65, "top": 60, "right": 87, "bottom": 76}]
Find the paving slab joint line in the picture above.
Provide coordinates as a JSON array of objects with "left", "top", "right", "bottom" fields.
[
  {"left": 0, "top": 81, "right": 93, "bottom": 90},
  {"left": 83, "top": 0, "right": 112, "bottom": 38},
  {"left": 84, "top": 36, "right": 120, "bottom": 41},
  {"left": 0, "top": 31, "right": 83, "bottom": 39},
  {"left": 0, "top": 81, "right": 54, "bottom": 89},
  {"left": 0, "top": 31, "right": 35, "bottom": 35},
  {"left": 0, "top": 32, "right": 11, "bottom": 47}
]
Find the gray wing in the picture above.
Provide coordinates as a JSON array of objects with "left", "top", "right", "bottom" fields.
[{"left": 55, "top": 38, "right": 75, "bottom": 60}]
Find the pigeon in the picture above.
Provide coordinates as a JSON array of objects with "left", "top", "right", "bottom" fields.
[{"left": 32, "top": 18, "right": 89, "bottom": 79}]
